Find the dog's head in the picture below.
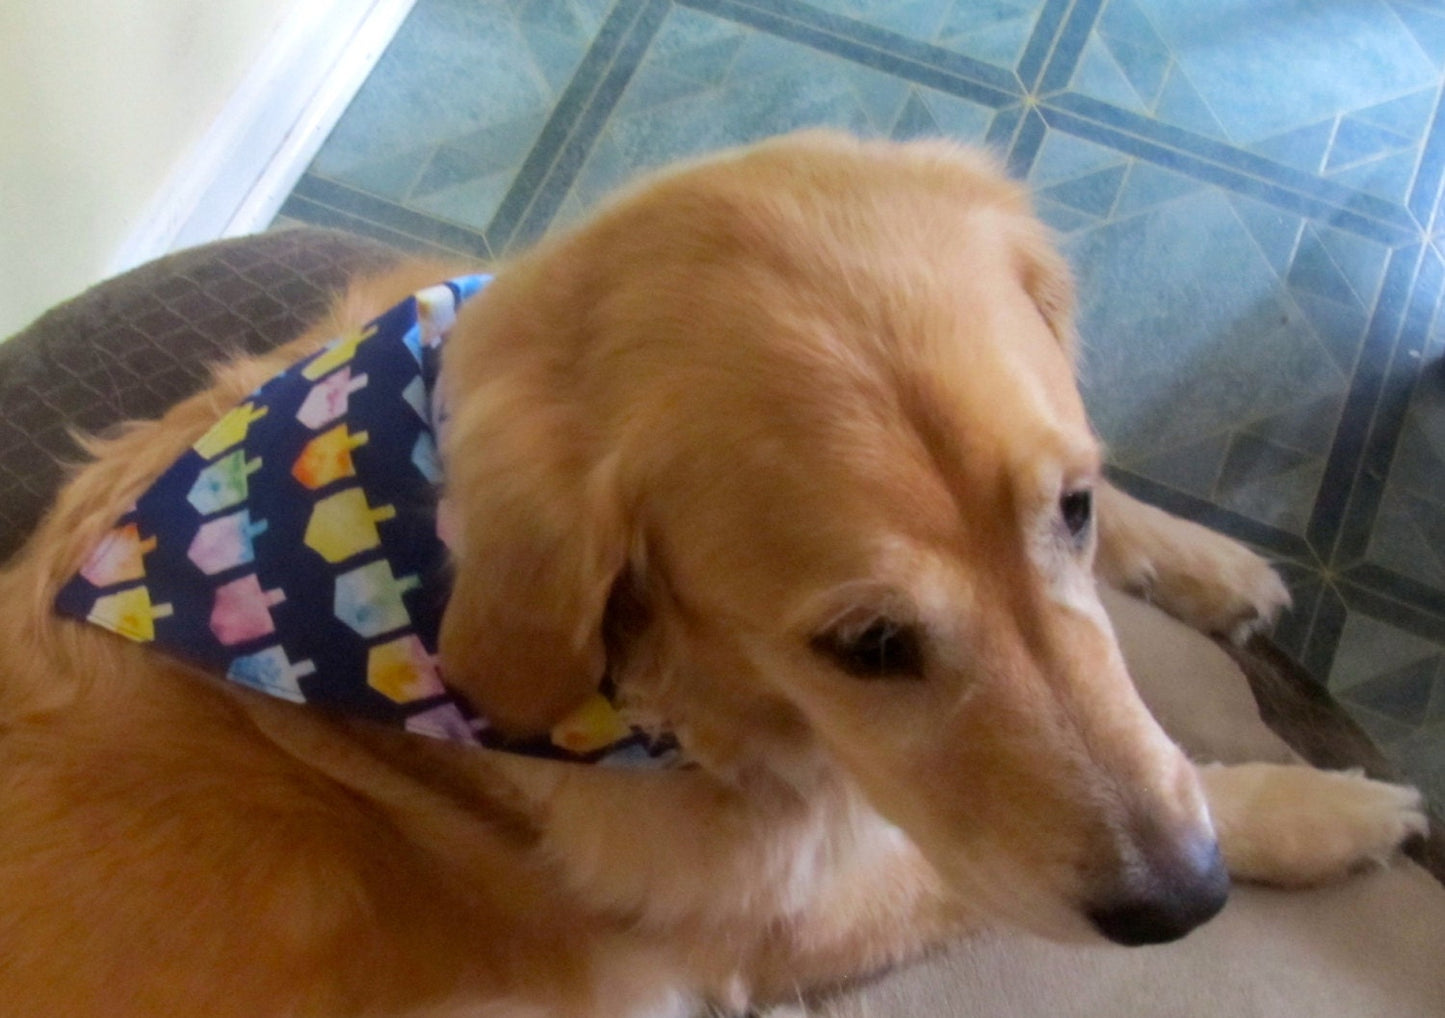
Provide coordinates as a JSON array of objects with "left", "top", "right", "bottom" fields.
[{"left": 439, "top": 132, "right": 1226, "bottom": 945}]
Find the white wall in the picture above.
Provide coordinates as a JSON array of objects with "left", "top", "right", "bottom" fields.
[{"left": 0, "top": 1, "right": 303, "bottom": 339}]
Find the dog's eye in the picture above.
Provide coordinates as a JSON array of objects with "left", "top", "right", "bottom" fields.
[
  {"left": 812, "top": 619, "right": 924, "bottom": 680},
  {"left": 1060, "top": 488, "right": 1093, "bottom": 541}
]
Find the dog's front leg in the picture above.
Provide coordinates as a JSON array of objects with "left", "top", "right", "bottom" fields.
[
  {"left": 1198, "top": 761, "right": 1427, "bottom": 886},
  {"left": 1094, "top": 481, "right": 1290, "bottom": 642}
]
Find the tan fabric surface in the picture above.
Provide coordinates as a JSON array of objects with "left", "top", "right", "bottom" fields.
[{"left": 809, "top": 590, "right": 1445, "bottom": 1018}]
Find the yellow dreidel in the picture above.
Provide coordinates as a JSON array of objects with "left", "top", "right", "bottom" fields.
[
  {"left": 304, "top": 489, "right": 397, "bottom": 564},
  {"left": 192, "top": 403, "right": 269, "bottom": 460},
  {"left": 87, "top": 587, "right": 174, "bottom": 642},
  {"left": 302, "top": 325, "right": 375, "bottom": 381},
  {"left": 550, "top": 693, "right": 634, "bottom": 755},
  {"left": 367, "top": 635, "right": 445, "bottom": 704}
]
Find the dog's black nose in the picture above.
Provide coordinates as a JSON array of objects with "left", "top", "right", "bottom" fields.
[{"left": 1086, "top": 841, "right": 1230, "bottom": 946}]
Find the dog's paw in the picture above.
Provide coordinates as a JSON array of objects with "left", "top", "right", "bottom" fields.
[
  {"left": 1146, "top": 531, "right": 1291, "bottom": 644},
  {"left": 1200, "top": 762, "right": 1428, "bottom": 887},
  {"left": 1098, "top": 489, "right": 1290, "bottom": 643}
]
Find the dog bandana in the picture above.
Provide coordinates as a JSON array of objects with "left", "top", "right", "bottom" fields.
[{"left": 55, "top": 276, "right": 679, "bottom": 768}]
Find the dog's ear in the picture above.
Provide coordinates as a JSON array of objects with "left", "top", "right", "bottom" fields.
[
  {"left": 1012, "top": 216, "right": 1077, "bottom": 353},
  {"left": 436, "top": 291, "right": 631, "bottom": 739},
  {"left": 438, "top": 426, "right": 628, "bottom": 738}
]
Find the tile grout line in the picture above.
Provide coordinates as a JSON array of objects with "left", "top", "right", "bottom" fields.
[
  {"left": 983, "top": 105, "right": 1025, "bottom": 156},
  {"left": 1322, "top": 321, "right": 1445, "bottom": 634},
  {"left": 1409, "top": 78, "right": 1445, "bottom": 228},
  {"left": 1344, "top": 563, "right": 1445, "bottom": 624},
  {"left": 484, "top": 0, "right": 654, "bottom": 253},
  {"left": 692, "top": 0, "right": 1024, "bottom": 92},
  {"left": 1269, "top": 566, "right": 1325, "bottom": 664},
  {"left": 290, "top": 175, "right": 491, "bottom": 257},
  {"left": 1323, "top": 244, "right": 1440, "bottom": 571},
  {"left": 275, "top": 194, "right": 482, "bottom": 261},
  {"left": 679, "top": 0, "right": 1021, "bottom": 104},
  {"left": 507, "top": 0, "right": 673, "bottom": 249},
  {"left": 1006, "top": 109, "right": 1049, "bottom": 178},
  {"left": 1017, "top": 0, "right": 1077, "bottom": 95},
  {"left": 305, "top": 0, "right": 1428, "bottom": 259},
  {"left": 1305, "top": 581, "right": 1350, "bottom": 682},
  {"left": 1357, "top": 249, "right": 1444, "bottom": 486},
  {"left": 1042, "top": 98, "right": 1418, "bottom": 245},
  {"left": 1035, "top": 0, "right": 1106, "bottom": 97},
  {"left": 678, "top": 0, "right": 1419, "bottom": 249},
  {"left": 292, "top": 0, "right": 1437, "bottom": 257},
  {"left": 1320, "top": 112, "right": 1344, "bottom": 180},
  {"left": 1338, "top": 575, "right": 1445, "bottom": 647},
  {"left": 1307, "top": 243, "right": 1424, "bottom": 562}
]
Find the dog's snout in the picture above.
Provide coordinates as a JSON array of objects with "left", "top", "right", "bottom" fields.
[{"left": 1086, "top": 838, "right": 1230, "bottom": 946}]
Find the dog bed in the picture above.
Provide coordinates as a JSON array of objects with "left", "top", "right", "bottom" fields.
[{"left": 3, "top": 229, "right": 1441, "bottom": 1017}]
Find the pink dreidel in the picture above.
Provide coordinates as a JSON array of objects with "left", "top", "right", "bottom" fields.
[
  {"left": 405, "top": 703, "right": 478, "bottom": 743},
  {"left": 187, "top": 510, "right": 268, "bottom": 575},
  {"left": 295, "top": 368, "right": 369, "bottom": 430},
  {"left": 210, "top": 574, "right": 286, "bottom": 645},
  {"left": 80, "top": 523, "right": 156, "bottom": 587}
]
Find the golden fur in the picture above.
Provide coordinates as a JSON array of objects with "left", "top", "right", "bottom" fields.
[{"left": 0, "top": 132, "right": 1426, "bottom": 1017}]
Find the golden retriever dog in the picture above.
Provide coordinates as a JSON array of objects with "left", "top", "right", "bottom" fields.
[{"left": 0, "top": 132, "right": 1427, "bottom": 1017}]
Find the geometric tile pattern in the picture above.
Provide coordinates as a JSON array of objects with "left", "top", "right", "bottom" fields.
[{"left": 278, "top": 0, "right": 1445, "bottom": 808}]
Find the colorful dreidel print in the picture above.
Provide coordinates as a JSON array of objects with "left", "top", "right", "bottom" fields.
[
  {"left": 405, "top": 703, "right": 477, "bottom": 743},
  {"left": 227, "top": 646, "right": 314, "bottom": 704},
  {"left": 400, "top": 375, "right": 429, "bottom": 423},
  {"left": 367, "top": 634, "right": 446, "bottom": 703},
  {"left": 301, "top": 325, "right": 373, "bottom": 381},
  {"left": 414, "top": 283, "right": 460, "bottom": 349},
  {"left": 453, "top": 274, "right": 489, "bottom": 302},
  {"left": 333, "top": 560, "right": 418, "bottom": 638},
  {"left": 291, "top": 425, "right": 369, "bottom": 490},
  {"left": 192, "top": 402, "right": 268, "bottom": 460},
  {"left": 401, "top": 324, "right": 425, "bottom": 365},
  {"left": 79, "top": 522, "right": 156, "bottom": 587},
  {"left": 295, "top": 367, "right": 369, "bottom": 430},
  {"left": 550, "top": 693, "right": 635, "bottom": 755},
  {"left": 304, "top": 489, "right": 396, "bottom": 564},
  {"left": 188, "top": 450, "right": 263, "bottom": 515},
  {"left": 210, "top": 574, "right": 286, "bottom": 645},
  {"left": 187, "top": 510, "right": 268, "bottom": 575},
  {"left": 411, "top": 432, "right": 441, "bottom": 483},
  {"left": 87, "top": 586, "right": 174, "bottom": 642}
]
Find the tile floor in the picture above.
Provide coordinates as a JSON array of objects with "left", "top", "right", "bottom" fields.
[{"left": 277, "top": 0, "right": 1445, "bottom": 809}]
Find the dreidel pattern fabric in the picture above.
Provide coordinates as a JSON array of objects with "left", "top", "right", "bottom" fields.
[{"left": 55, "top": 276, "right": 677, "bottom": 767}]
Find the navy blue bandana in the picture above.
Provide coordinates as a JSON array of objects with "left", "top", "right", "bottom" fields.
[{"left": 55, "top": 276, "right": 679, "bottom": 768}]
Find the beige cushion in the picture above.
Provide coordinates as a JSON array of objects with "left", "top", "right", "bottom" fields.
[{"left": 811, "top": 589, "right": 1445, "bottom": 1018}]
